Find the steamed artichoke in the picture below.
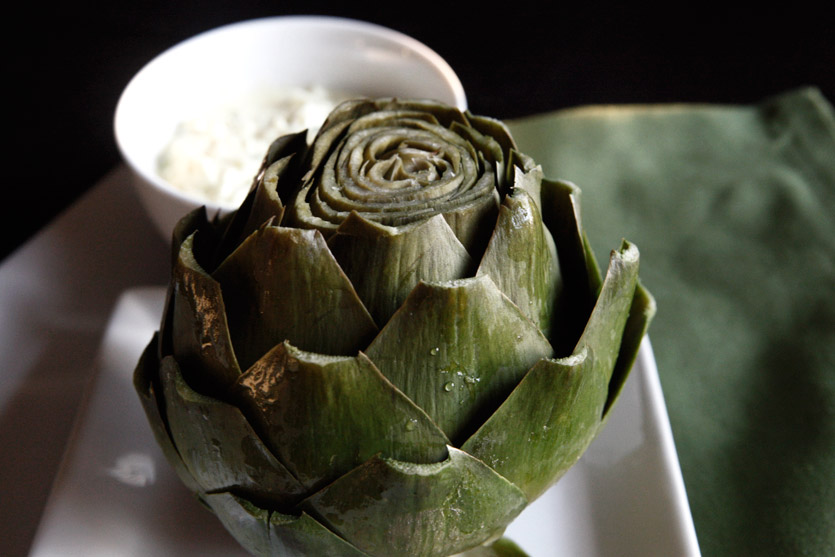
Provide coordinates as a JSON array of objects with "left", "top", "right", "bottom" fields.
[{"left": 134, "top": 98, "right": 655, "bottom": 556}]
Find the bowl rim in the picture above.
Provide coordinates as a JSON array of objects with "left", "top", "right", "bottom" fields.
[{"left": 113, "top": 15, "right": 468, "bottom": 215}]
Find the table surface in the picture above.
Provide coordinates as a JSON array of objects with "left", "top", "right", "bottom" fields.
[{"left": 5, "top": 4, "right": 834, "bottom": 556}]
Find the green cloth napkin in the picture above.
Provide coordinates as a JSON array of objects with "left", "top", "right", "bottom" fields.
[{"left": 507, "top": 87, "right": 835, "bottom": 557}]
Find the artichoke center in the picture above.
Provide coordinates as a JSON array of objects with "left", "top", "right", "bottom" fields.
[
  {"left": 289, "top": 102, "right": 502, "bottom": 237},
  {"left": 379, "top": 144, "right": 446, "bottom": 184}
]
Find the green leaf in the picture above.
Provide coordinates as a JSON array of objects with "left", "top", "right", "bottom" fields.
[
  {"left": 540, "top": 178, "right": 601, "bottom": 355},
  {"left": 457, "top": 537, "right": 531, "bottom": 557},
  {"left": 170, "top": 233, "right": 241, "bottom": 393},
  {"left": 228, "top": 156, "right": 289, "bottom": 241},
  {"left": 477, "top": 185, "right": 562, "bottom": 337},
  {"left": 133, "top": 336, "right": 202, "bottom": 494},
  {"left": 365, "top": 275, "right": 554, "bottom": 445},
  {"left": 203, "top": 492, "right": 370, "bottom": 557},
  {"left": 328, "top": 213, "right": 473, "bottom": 325},
  {"left": 439, "top": 179, "right": 501, "bottom": 260},
  {"left": 288, "top": 99, "right": 502, "bottom": 259},
  {"left": 575, "top": 240, "right": 641, "bottom": 383},
  {"left": 211, "top": 130, "right": 308, "bottom": 261},
  {"left": 450, "top": 120, "right": 505, "bottom": 171},
  {"left": 508, "top": 164, "right": 543, "bottom": 206},
  {"left": 603, "top": 280, "right": 656, "bottom": 418},
  {"left": 234, "top": 342, "right": 450, "bottom": 492},
  {"left": 157, "top": 355, "right": 306, "bottom": 505},
  {"left": 462, "top": 241, "right": 641, "bottom": 500},
  {"left": 303, "top": 446, "right": 528, "bottom": 557},
  {"left": 212, "top": 225, "right": 378, "bottom": 369},
  {"left": 463, "top": 112, "right": 515, "bottom": 160},
  {"left": 461, "top": 347, "right": 606, "bottom": 501},
  {"left": 169, "top": 206, "right": 215, "bottom": 270}
]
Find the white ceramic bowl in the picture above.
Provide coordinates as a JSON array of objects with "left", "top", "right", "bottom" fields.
[{"left": 114, "top": 16, "right": 467, "bottom": 239}]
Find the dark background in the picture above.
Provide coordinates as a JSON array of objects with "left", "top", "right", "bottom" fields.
[{"left": 7, "top": 2, "right": 833, "bottom": 263}]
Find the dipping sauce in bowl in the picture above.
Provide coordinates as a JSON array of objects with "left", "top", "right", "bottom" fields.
[
  {"left": 157, "top": 85, "right": 353, "bottom": 208},
  {"left": 114, "top": 16, "right": 467, "bottom": 239}
]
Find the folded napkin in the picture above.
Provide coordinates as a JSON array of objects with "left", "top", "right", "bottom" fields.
[{"left": 507, "top": 87, "right": 835, "bottom": 557}]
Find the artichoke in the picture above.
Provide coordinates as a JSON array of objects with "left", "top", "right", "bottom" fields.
[{"left": 134, "top": 98, "right": 655, "bottom": 556}]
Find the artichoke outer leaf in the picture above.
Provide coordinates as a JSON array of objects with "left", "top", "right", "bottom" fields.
[
  {"left": 212, "top": 225, "right": 378, "bottom": 369},
  {"left": 200, "top": 492, "right": 271, "bottom": 556},
  {"left": 460, "top": 347, "right": 606, "bottom": 501},
  {"left": 133, "top": 335, "right": 201, "bottom": 494},
  {"left": 234, "top": 341, "right": 450, "bottom": 492},
  {"left": 449, "top": 119, "right": 505, "bottom": 171},
  {"left": 462, "top": 241, "right": 641, "bottom": 501},
  {"left": 211, "top": 129, "right": 308, "bottom": 257},
  {"left": 169, "top": 205, "right": 216, "bottom": 271},
  {"left": 225, "top": 155, "right": 290, "bottom": 245},
  {"left": 603, "top": 280, "right": 656, "bottom": 419},
  {"left": 365, "top": 274, "right": 554, "bottom": 446},
  {"left": 477, "top": 185, "right": 562, "bottom": 338},
  {"left": 456, "top": 537, "right": 531, "bottom": 557},
  {"left": 328, "top": 212, "right": 474, "bottom": 325},
  {"left": 305, "top": 117, "right": 355, "bottom": 182},
  {"left": 171, "top": 233, "right": 242, "bottom": 393},
  {"left": 575, "top": 240, "right": 641, "bottom": 384},
  {"left": 302, "top": 446, "right": 528, "bottom": 557},
  {"left": 157, "top": 354, "right": 306, "bottom": 505},
  {"left": 163, "top": 207, "right": 225, "bottom": 357},
  {"left": 463, "top": 112, "right": 516, "bottom": 161},
  {"left": 260, "top": 129, "right": 309, "bottom": 183},
  {"left": 508, "top": 164, "right": 543, "bottom": 208},
  {"left": 203, "top": 492, "right": 371, "bottom": 557},
  {"left": 506, "top": 148, "right": 538, "bottom": 176},
  {"left": 346, "top": 100, "right": 469, "bottom": 130},
  {"left": 539, "top": 178, "right": 601, "bottom": 355},
  {"left": 266, "top": 509, "right": 371, "bottom": 557}
]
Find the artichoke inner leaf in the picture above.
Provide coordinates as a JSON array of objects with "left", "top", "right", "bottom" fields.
[
  {"left": 449, "top": 121, "right": 505, "bottom": 180},
  {"left": 477, "top": 185, "right": 562, "bottom": 338},
  {"left": 328, "top": 212, "right": 474, "bottom": 325},
  {"left": 211, "top": 225, "right": 378, "bottom": 369},
  {"left": 440, "top": 182, "right": 501, "bottom": 261},
  {"left": 289, "top": 103, "right": 504, "bottom": 256},
  {"left": 463, "top": 112, "right": 517, "bottom": 164},
  {"left": 365, "top": 275, "right": 554, "bottom": 446}
]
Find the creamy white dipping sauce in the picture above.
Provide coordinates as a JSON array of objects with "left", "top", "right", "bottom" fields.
[{"left": 157, "top": 85, "right": 353, "bottom": 207}]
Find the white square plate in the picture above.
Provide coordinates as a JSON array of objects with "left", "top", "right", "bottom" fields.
[{"left": 30, "top": 287, "right": 700, "bottom": 556}]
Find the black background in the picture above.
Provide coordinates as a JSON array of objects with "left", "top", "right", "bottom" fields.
[{"left": 8, "top": 2, "right": 833, "bottom": 262}]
